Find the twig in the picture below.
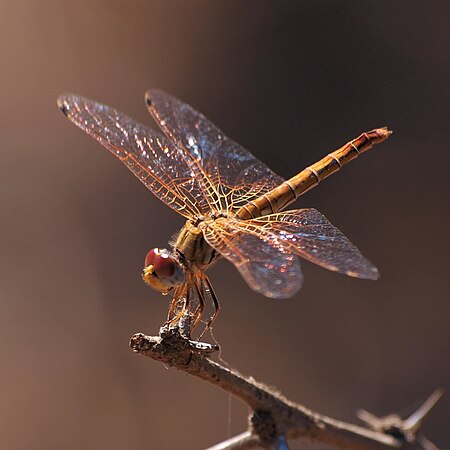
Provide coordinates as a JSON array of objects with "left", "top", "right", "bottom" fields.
[
  {"left": 205, "top": 431, "right": 259, "bottom": 450},
  {"left": 130, "top": 325, "right": 440, "bottom": 450}
]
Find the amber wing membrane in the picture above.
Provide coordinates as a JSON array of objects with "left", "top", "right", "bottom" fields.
[
  {"left": 145, "top": 90, "right": 285, "bottom": 213},
  {"left": 204, "top": 208, "right": 378, "bottom": 298},
  {"left": 238, "top": 209, "right": 379, "bottom": 279},
  {"left": 203, "top": 218, "right": 302, "bottom": 298},
  {"left": 57, "top": 94, "right": 215, "bottom": 218}
]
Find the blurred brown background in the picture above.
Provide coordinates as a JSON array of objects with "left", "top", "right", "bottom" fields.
[{"left": 0, "top": 1, "right": 448, "bottom": 449}]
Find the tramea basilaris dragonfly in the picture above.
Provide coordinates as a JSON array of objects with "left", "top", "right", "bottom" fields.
[{"left": 58, "top": 90, "right": 391, "bottom": 335}]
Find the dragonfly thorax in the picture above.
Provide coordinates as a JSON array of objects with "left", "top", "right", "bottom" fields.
[
  {"left": 143, "top": 248, "right": 185, "bottom": 294},
  {"left": 174, "top": 219, "right": 218, "bottom": 270}
]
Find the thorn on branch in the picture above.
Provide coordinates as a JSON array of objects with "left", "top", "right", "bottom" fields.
[{"left": 357, "top": 389, "right": 443, "bottom": 448}]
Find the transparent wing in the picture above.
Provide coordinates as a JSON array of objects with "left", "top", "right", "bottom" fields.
[
  {"left": 245, "top": 209, "right": 379, "bottom": 279},
  {"left": 203, "top": 219, "right": 302, "bottom": 298},
  {"left": 145, "top": 89, "right": 285, "bottom": 212},
  {"left": 57, "top": 94, "right": 212, "bottom": 218}
]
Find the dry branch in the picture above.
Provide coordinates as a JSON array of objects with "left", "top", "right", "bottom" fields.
[{"left": 130, "top": 325, "right": 441, "bottom": 450}]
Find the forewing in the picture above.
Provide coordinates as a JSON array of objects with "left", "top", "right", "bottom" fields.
[
  {"left": 247, "top": 209, "right": 379, "bottom": 279},
  {"left": 145, "top": 89, "right": 285, "bottom": 212},
  {"left": 203, "top": 219, "right": 302, "bottom": 298},
  {"left": 57, "top": 94, "right": 211, "bottom": 218}
]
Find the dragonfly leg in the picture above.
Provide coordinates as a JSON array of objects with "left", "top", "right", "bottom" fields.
[
  {"left": 166, "top": 284, "right": 184, "bottom": 321},
  {"left": 197, "top": 275, "right": 220, "bottom": 340},
  {"left": 168, "top": 285, "right": 191, "bottom": 327},
  {"left": 164, "top": 284, "right": 189, "bottom": 327},
  {"left": 191, "top": 278, "right": 206, "bottom": 331},
  {"left": 204, "top": 276, "right": 220, "bottom": 328}
]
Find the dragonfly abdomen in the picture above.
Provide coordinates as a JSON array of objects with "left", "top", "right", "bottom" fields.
[{"left": 237, "top": 127, "right": 392, "bottom": 219}]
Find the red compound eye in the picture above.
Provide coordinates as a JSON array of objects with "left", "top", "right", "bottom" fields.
[
  {"left": 153, "top": 255, "right": 176, "bottom": 279},
  {"left": 144, "top": 248, "right": 178, "bottom": 279},
  {"left": 144, "top": 248, "right": 159, "bottom": 268},
  {"left": 143, "top": 247, "right": 184, "bottom": 291}
]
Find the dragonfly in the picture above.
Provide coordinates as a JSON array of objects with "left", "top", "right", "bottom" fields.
[{"left": 57, "top": 90, "right": 392, "bottom": 334}]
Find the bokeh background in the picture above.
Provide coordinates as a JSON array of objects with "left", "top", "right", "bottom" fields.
[{"left": 1, "top": 1, "right": 448, "bottom": 449}]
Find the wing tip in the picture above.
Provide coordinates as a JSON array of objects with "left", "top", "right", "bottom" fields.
[
  {"left": 145, "top": 89, "right": 172, "bottom": 109},
  {"left": 57, "top": 94, "right": 71, "bottom": 116},
  {"left": 57, "top": 93, "right": 81, "bottom": 117},
  {"left": 259, "top": 275, "right": 303, "bottom": 299},
  {"left": 144, "top": 89, "right": 163, "bottom": 108},
  {"left": 144, "top": 91, "right": 153, "bottom": 107},
  {"left": 265, "top": 289, "right": 300, "bottom": 299},
  {"left": 372, "top": 268, "right": 380, "bottom": 280},
  {"left": 367, "top": 265, "right": 380, "bottom": 280},
  {"left": 345, "top": 266, "right": 380, "bottom": 280}
]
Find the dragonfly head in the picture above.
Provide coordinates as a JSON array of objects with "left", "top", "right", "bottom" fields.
[{"left": 142, "top": 248, "right": 184, "bottom": 294}]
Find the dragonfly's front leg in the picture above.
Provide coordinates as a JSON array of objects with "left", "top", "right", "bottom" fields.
[
  {"left": 165, "top": 283, "right": 189, "bottom": 326},
  {"left": 166, "top": 284, "right": 184, "bottom": 321}
]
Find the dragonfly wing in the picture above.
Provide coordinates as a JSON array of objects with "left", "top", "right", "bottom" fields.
[
  {"left": 57, "top": 94, "right": 211, "bottom": 218},
  {"left": 204, "top": 219, "right": 302, "bottom": 298},
  {"left": 145, "top": 89, "right": 285, "bottom": 212},
  {"left": 246, "top": 209, "right": 379, "bottom": 279}
]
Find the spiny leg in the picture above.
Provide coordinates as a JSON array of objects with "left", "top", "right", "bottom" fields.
[
  {"left": 204, "top": 275, "right": 220, "bottom": 327},
  {"left": 197, "top": 275, "right": 220, "bottom": 340},
  {"left": 165, "top": 284, "right": 189, "bottom": 326},
  {"left": 172, "top": 284, "right": 191, "bottom": 325},
  {"left": 191, "top": 277, "right": 206, "bottom": 332},
  {"left": 166, "top": 284, "right": 184, "bottom": 321}
]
